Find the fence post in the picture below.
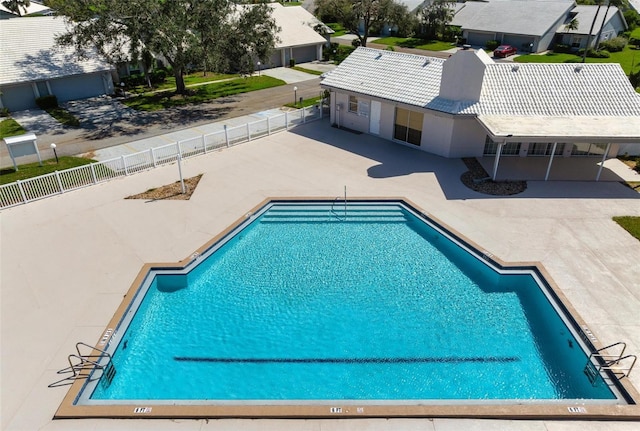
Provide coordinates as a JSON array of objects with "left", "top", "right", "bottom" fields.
[
  {"left": 90, "top": 163, "right": 98, "bottom": 184},
  {"left": 224, "top": 125, "right": 229, "bottom": 148},
  {"left": 150, "top": 147, "right": 157, "bottom": 167},
  {"left": 285, "top": 112, "right": 289, "bottom": 130},
  {"left": 16, "top": 180, "right": 28, "bottom": 203},
  {"left": 302, "top": 107, "right": 306, "bottom": 123},
  {"left": 247, "top": 123, "right": 251, "bottom": 141},
  {"left": 177, "top": 141, "right": 183, "bottom": 158},
  {"left": 55, "top": 170, "right": 64, "bottom": 194},
  {"left": 202, "top": 135, "right": 207, "bottom": 154},
  {"left": 267, "top": 117, "right": 271, "bottom": 135},
  {"left": 122, "top": 155, "right": 129, "bottom": 175}
]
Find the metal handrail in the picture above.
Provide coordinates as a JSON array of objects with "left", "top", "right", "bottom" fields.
[{"left": 48, "top": 342, "right": 112, "bottom": 388}]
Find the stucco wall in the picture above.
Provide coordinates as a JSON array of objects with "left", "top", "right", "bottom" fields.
[
  {"left": 450, "top": 116, "right": 487, "bottom": 157},
  {"left": 421, "top": 113, "right": 454, "bottom": 157}
]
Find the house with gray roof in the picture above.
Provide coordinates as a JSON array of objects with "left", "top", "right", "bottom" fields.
[
  {"left": 0, "top": 16, "right": 115, "bottom": 112},
  {"left": 555, "top": 5, "right": 628, "bottom": 50},
  {"left": 450, "top": 0, "right": 627, "bottom": 53},
  {"left": 320, "top": 46, "right": 640, "bottom": 180}
]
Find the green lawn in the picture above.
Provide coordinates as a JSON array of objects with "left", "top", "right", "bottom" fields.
[
  {"left": 515, "top": 44, "right": 639, "bottom": 75},
  {"left": 122, "top": 76, "right": 286, "bottom": 111},
  {"left": 613, "top": 216, "right": 640, "bottom": 241},
  {"left": 0, "top": 118, "right": 26, "bottom": 139},
  {"left": 291, "top": 66, "right": 323, "bottom": 76},
  {"left": 0, "top": 156, "right": 94, "bottom": 185},
  {"left": 327, "top": 23, "right": 347, "bottom": 37},
  {"left": 284, "top": 95, "right": 324, "bottom": 108},
  {"left": 373, "top": 37, "right": 455, "bottom": 51},
  {"left": 129, "top": 71, "right": 238, "bottom": 94}
]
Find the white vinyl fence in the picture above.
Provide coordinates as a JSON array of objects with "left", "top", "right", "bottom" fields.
[{"left": 1, "top": 105, "right": 324, "bottom": 210}]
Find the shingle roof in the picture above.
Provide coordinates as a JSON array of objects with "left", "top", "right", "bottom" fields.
[
  {"left": 451, "top": 0, "right": 574, "bottom": 37},
  {"left": 0, "top": 16, "right": 113, "bottom": 86},
  {"left": 560, "top": 5, "right": 625, "bottom": 35},
  {"left": 320, "top": 47, "right": 445, "bottom": 108},
  {"left": 270, "top": 4, "right": 328, "bottom": 49},
  {"left": 321, "top": 47, "right": 640, "bottom": 118}
]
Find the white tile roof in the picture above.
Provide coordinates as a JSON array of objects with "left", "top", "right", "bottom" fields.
[
  {"left": 270, "top": 3, "right": 328, "bottom": 49},
  {"left": 320, "top": 47, "right": 445, "bottom": 107},
  {"left": 321, "top": 47, "right": 640, "bottom": 139},
  {"left": 451, "top": 0, "right": 574, "bottom": 37},
  {"left": 0, "top": 16, "right": 113, "bottom": 86}
]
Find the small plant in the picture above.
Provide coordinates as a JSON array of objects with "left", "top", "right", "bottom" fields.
[
  {"left": 35, "top": 95, "right": 58, "bottom": 110},
  {"left": 0, "top": 107, "right": 9, "bottom": 117},
  {"left": 289, "top": 58, "right": 296, "bottom": 67},
  {"left": 553, "top": 43, "right": 573, "bottom": 54},
  {"left": 485, "top": 40, "right": 500, "bottom": 51},
  {"left": 599, "top": 36, "right": 628, "bottom": 53}
]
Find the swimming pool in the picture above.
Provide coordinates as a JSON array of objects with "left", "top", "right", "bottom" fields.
[{"left": 60, "top": 200, "right": 634, "bottom": 418}]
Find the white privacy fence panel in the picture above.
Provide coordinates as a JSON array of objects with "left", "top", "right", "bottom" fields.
[{"left": 1, "top": 106, "right": 325, "bottom": 209}]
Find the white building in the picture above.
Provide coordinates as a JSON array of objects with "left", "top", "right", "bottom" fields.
[
  {"left": 0, "top": 16, "right": 115, "bottom": 112},
  {"left": 320, "top": 47, "right": 640, "bottom": 180}
]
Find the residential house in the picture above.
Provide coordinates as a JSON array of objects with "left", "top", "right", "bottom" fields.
[
  {"left": 267, "top": 3, "right": 328, "bottom": 67},
  {"left": 320, "top": 46, "right": 640, "bottom": 180},
  {"left": 0, "top": 16, "right": 115, "bottom": 112},
  {"left": 450, "top": 0, "right": 627, "bottom": 53},
  {"left": 0, "top": 1, "right": 52, "bottom": 19},
  {"left": 555, "top": 5, "right": 628, "bottom": 50}
]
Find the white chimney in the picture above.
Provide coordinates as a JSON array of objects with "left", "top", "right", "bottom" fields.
[{"left": 438, "top": 48, "right": 493, "bottom": 103}]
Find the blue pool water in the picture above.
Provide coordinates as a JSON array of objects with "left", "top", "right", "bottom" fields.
[{"left": 86, "top": 202, "right": 616, "bottom": 402}]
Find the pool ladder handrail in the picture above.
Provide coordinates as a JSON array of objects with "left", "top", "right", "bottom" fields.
[
  {"left": 48, "top": 342, "right": 112, "bottom": 388},
  {"left": 584, "top": 341, "right": 637, "bottom": 386},
  {"left": 330, "top": 186, "right": 347, "bottom": 221}
]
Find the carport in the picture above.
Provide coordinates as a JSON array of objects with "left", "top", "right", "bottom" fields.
[{"left": 478, "top": 114, "right": 640, "bottom": 181}]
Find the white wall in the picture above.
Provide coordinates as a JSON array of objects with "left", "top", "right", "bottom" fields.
[
  {"left": 450, "top": 117, "right": 487, "bottom": 157},
  {"left": 421, "top": 113, "right": 455, "bottom": 157}
]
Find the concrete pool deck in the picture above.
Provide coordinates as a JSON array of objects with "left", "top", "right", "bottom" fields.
[{"left": 2, "top": 120, "right": 640, "bottom": 430}]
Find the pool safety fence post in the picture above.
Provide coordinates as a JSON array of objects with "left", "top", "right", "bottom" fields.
[
  {"left": 285, "top": 112, "right": 289, "bottom": 130},
  {"left": 202, "top": 135, "right": 207, "bottom": 154},
  {"left": 150, "top": 147, "right": 157, "bottom": 168},
  {"left": 121, "top": 155, "right": 129, "bottom": 175},
  {"left": 492, "top": 141, "right": 504, "bottom": 181},
  {"left": 177, "top": 141, "right": 183, "bottom": 159},
  {"left": 16, "top": 180, "right": 27, "bottom": 203},
  {"left": 90, "top": 163, "right": 98, "bottom": 184},
  {"left": 302, "top": 107, "right": 306, "bottom": 123},
  {"left": 55, "top": 170, "right": 64, "bottom": 194},
  {"left": 224, "top": 125, "right": 229, "bottom": 148},
  {"left": 177, "top": 154, "right": 186, "bottom": 194}
]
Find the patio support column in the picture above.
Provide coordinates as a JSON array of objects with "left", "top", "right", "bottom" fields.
[
  {"left": 492, "top": 141, "right": 504, "bottom": 181},
  {"left": 596, "top": 142, "right": 611, "bottom": 181},
  {"left": 544, "top": 142, "right": 558, "bottom": 181}
]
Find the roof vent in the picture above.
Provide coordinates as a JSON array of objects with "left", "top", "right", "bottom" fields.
[
  {"left": 511, "top": 64, "right": 519, "bottom": 72},
  {"left": 375, "top": 53, "right": 383, "bottom": 60},
  {"left": 574, "top": 64, "right": 583, "bottom": 72},
  {"left": 423, "top": 59, "right": 430, "bottom": 67}
]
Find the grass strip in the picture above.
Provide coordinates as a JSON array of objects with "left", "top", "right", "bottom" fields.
[
  {"left": 0, "top": 156, "right": 94, "bottom": 184},
  {"left": 0, "top": 118, "right": 27, "bottom": 139},
  {"left": 613, "top": 216, "right": 640, "bottom": 241},
  {"left": 123, "top": 76, "right": 286, "bottom": 111}
]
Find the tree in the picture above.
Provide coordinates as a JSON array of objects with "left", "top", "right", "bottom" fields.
[
  {"left": 565, "top": 18, "right": 579, "bottom": 33},
  {"left": 1, "top": 0, "right": 30, "bottom": 16},
  {"left": 582, "top": 0, "right": 603, "bottom": 62},
  {"left": 315, "top": 0, "right": 401, "bottom": 47},
  {"left": 48, "top": 0, "right": 278, "bottom": 94},
  {"left": 594, "top": 0, "right": 623, "bottom": 50},
  {"left": 419, "top": 0, "right": 455, "bottom": 41}
]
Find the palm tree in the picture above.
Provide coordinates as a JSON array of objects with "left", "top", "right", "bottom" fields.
[
  {"left": 582, "top": 0, "right": 603, "bottom": 63},
  {"left": 566, "top": 18, "right": 579, "bottom": 33},
  {"left": 594, "top": 0, "right": 622, "bottom": 50},
  {"left": 1, "top": 0, "right": 30, "bottom": 16}
]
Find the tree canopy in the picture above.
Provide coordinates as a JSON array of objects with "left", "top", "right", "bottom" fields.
[
  {"left": 2, "top": 0, "right": 30, "bottom": 16},
  {"left": 316, "top": 0, "right": 411, "bottom": 47},
  {"left": 48, "top": 0, "right": 279, "bottom": 94},
  {"left": 419, "top": 0, "right": 455, "bottom": 40}
]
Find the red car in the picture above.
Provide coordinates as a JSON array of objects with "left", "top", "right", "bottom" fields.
[{"left": 493, "top": 45, "right": 517, "bottom": 58}]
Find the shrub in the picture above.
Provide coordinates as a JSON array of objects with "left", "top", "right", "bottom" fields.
[
  {"left": 578, "top": 48, "right": 610, "bottom": 58},
  {"left": 122, "top": 73, "right": 145, "bottom": 87},
  {"left": 629, "top": 37, "right": 640, "bottom": 49},
  {"left": 0, "top": 107, "right": 9, "bottom": 117},
  {"left": 553, "top": 43, "right": 573, "bottom": 53},
  {"left": 35, "top": 95, "right": 58, "bottom": 109},
  {"left": 150, "top": 69, "right": 167, "bottom": 84},
  {"left": 485, "top": 40, "right": 499, "bottom": 51},
  {"left": 351, "top": 38, "right": 361, "bottom": 48},
  {"left": 599, "top": 36, "right": 628, "bottom": 52},
  {"left": 289, "top": 58, "right": 296, "bottom": 67}
]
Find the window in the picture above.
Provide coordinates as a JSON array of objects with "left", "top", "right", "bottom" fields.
[
  {"left": 483, "top": 137, "right": 521, "bottom": 156},
  {"left": 571, "top": 37, "right": 582, "bottom": 48},
  {"left": 528, "top": 142, "right": 565, "bottom": 156},
  {"left": 393, "top": 107, "right": 423, "bottom": 146},
  {"left": 571, "top": 143, "right": 607, "bottom": 156},
  {"left": 348, "top": 95, "right": 370, "bottom": 117}
]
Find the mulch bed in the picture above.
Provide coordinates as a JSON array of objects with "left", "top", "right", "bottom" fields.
[
  {"left": 125, "top": 174, "right": 202, "bottom": 201},
  {"left": 461, "top": 158, "right": 527, "bottom": 196}
]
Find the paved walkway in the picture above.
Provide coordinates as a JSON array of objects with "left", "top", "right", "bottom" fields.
[{"left": 1, "top": 120, "right": 640, "bottom": 431}]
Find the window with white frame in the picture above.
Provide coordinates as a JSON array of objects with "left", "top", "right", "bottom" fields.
[
  {"left": 483, "top": 137, "right": 521, "bottom": 155},
  {"left": 528, "top": 142, "right": 566, "bottom": 156},
  {"left": 348, "top": 95, "right": 370, "bottom": 117},
  {"left": 571, "top": 143, "right": 607, "bottom": 156}
]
